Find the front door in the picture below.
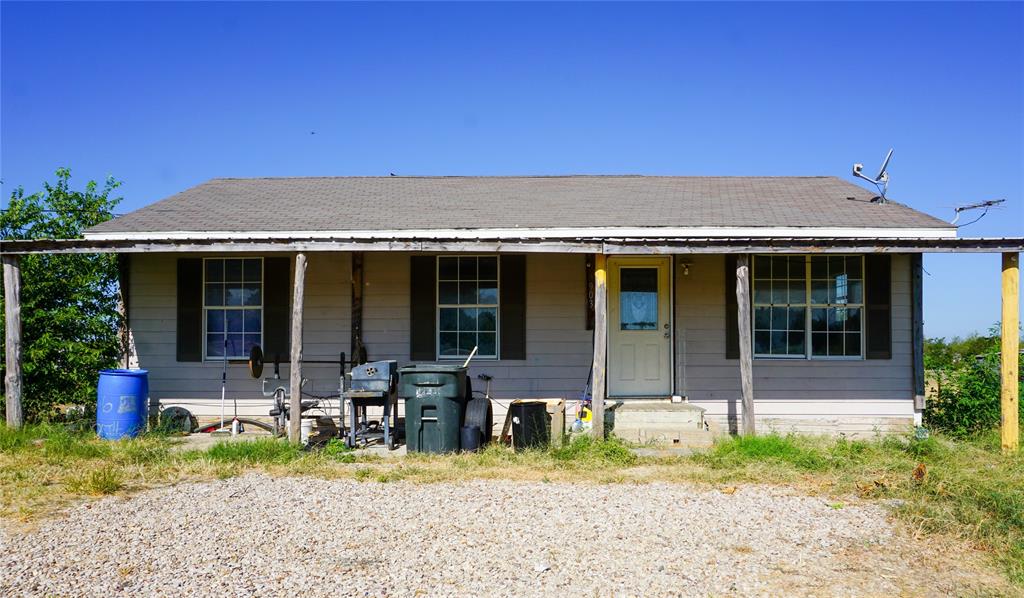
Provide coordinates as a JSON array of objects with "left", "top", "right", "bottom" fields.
[{"left": 607, "top": 257, "right": 672, "bottom": 397}]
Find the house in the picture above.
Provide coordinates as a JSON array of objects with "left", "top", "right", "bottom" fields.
[{"left": 3, "top": 175, "right": 1022, "bottom": 439}]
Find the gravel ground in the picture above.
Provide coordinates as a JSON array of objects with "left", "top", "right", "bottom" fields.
[{"left": 0, "top": 474, "right": 1004, "bottom": 597}]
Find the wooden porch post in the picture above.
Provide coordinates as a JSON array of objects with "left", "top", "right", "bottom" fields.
[
  {"left": 590, "top": 254, "right": 607, "bottom": 440},
  {"left": 1001, "top": 252, "right": 1019, "bottom": 453},
  {"left": 288, "top": 253, "right": 308, "bottom": 443},
  {"left": 351, "top": 252, "right": 366, "bottom": 365},
  {"left": 736, "top": 254, "right": 755, "bottom": 435},
  {"left": 3, "top": 254, "right": 23, "bottom": 428}
]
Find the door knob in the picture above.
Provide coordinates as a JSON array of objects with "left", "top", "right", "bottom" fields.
[{"left": 663, "top": 332, "right": 670, "bottom": 338}]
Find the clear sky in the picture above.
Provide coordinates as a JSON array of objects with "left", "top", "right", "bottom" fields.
[{"left": 2, "top": 1, "right": 1021, "bottom": 339}]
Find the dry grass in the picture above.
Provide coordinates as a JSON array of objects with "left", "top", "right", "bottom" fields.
[{"left": 0, "top": 424, "right": 1020, "bottom": 587}]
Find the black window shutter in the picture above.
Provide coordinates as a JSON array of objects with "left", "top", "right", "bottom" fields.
[
  {"left": 410, "top": 256, "right": 437, "bottom": 361},
  {"left": 724, "top": 255, "right": 739, "bottom": 359},
  {"left": 500, "top": 255, "right": 527, "bottom": 360},
  {"left": 176, "top": 258, "right": 203, "bottom": 362},
  {"left": 262, "top": 257, "right": 291, "bottom": 362},
  {"left": 865, "top": 254, "right": 892, "bottom": 360}
]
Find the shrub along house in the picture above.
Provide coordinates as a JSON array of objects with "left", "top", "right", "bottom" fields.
[{"left": 2, "top": 175, "right": 1021, "bottom": 442}]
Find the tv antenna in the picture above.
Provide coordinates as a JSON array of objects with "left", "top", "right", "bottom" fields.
[
  {"left": 852, "top": 148, "right": 894, "bottom": 203},
  {"left": 950, "top": 198, "right": 1005, "bottom": 227}
]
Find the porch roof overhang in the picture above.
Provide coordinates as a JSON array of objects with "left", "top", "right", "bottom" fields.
[{"left": 3, "top": 235, "right": 1023, "bottom": 255}]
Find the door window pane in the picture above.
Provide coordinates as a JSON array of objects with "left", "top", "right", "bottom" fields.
[{"left": 620, "top": 268, "right": 658, "bottom": 331}]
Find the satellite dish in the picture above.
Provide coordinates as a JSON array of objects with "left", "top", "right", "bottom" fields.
[{"left": 852, "top": 148, "right": 893, "bottom": 202}]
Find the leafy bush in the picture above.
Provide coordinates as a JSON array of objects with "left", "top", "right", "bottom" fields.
[
  {"left": 925, "top": 327, "right": 1023, "bottom": 437},
  {"left": 0, "top": 168, "right": 123, "bottom": 420}
]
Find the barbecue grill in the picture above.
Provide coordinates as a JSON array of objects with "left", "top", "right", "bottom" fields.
[{"left": 343, "top": 360, "right": 399, "bottom": 449}]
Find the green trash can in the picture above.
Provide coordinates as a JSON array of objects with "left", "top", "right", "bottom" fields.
[{"left": 399, "top": 364, "right": 470, "bottom": 453}]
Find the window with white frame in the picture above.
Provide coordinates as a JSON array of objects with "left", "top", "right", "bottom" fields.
[
  {"left": 752, "top": 255, "right": 864, "bottom": 358},
  {"left": 437, "top": 256, "right": 499, "bottom": 358},
  {"left": 204, "top": 258, "right": 263, "bottom": 360}
]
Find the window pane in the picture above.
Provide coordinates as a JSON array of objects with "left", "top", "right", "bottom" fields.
[
  {"left": 788, "top": 256, "right": 806, "bottom": 280},
  {"left": 845, "top": 333, "right": 861, "bottom": 356},
  {"left": 827, "top": 307, "right": 843, "bottom": 332},
  {"left": 478, "top": 308, "right": 497, "bottom": 332},
  {"left": 810, "top": 257, "right": 828, "bottom": 279},
  {"left": 754, "top": 331, "right": 770, "bottom": 354},
  {"left": 789, "top": 307, "right": 806, "bottom": 331},
  {"left": 439, "top": 282, "right": 458, "bottom": 304},
  {"left": 788, "top": 331, "right": 806, "bottom": 355},
  {"left": 459, "top": 308, "right": 477, "bottom": 331},
  {"left": 226, "top": 334, "right": 244, "bottom": 357},
  {"left": 439, "top": 332, "right": 458, "bottom": 356},
  {"left": 828, "top": 333, "right": 844, "bottom": 356},
  {"left": 846, "top": 256, "right": 862, "bottom": 278},
  {"left": 754, "top": 306, "right": 770, "bottom": 330},
  {"left": 478, "top": 257, "right": 498, "bottom": 280},
  {"left": 834, "top": 273, "right": 850, "bottom": 304},
  {"left": 771, "top": 307, "right": 788, "bottom": 330},
  {"left": 811, "top": 281, "right": 828, "bottom": 304},
  {"left": 459, "top": 257, "right": 477, "bottom": 280},
  {"left": 848, "top": 280, "right": 863, "bottom": 304},
  {"left": 438, "top": 257, "right": 458, "bottom": 280},
  {"left": 205, "top": 259, "right": 224, "bottom": 282},
  {"left": 753, "top": 284, "right": 772, "bottom": 304},
  {"left": 477, "top": 332, "right": 496, "bottom": 357},
  {"left": 771, "top": 331, "right": 787, "bottom": 354},
  {"left": 207, "top": 310, "right": 225, "bottom": 333},
  {"left": 811, "top": 308, "right": 828, "bottom": 332},
  {"left": 771, "top": 257, "right": 789, "bottom": 279},
  {"left": 226, "top": 310, "right": 243, "bottom": 333},
  {"left": 478, "top": 283, "right": 498, "bottom": 304},
  {"left": 459, "top": 281, "right": 477, "bottom": 304},
  {"left": 754, "top": 256, "right": 771, "bottom": 279},
  {"left": 828, "top": 256, "right": 845, "bottom": 277},
  {"left": 243, "top": 309, "right": 261, "bottom": 333},
  {"left": 205, "top": 283, "right": 224, "bottom": 306},
  {"left": 225, "top": 259, "right": 243, "bottom": 282},
  {"left": 439, "top": 308, "right": 458, "bottom": 331},
  {"left": 225, "top": 284, "right": 244, "bottom": 306},
  {"left": 243, "top": 334, "right": 261, "bottom": 355},
  {"left": 457, "top": 332, "right": 476, "bottom": 355},
  {"left": 207, "top": 334, "right": 225, "bottom": 357},
  {"left": 769, "top": 281, "right": 786, "bottom": 304},
  {"left": 811, "top": 332, "right": 828, "bottom": 356},
  {"left": 620, "top": 268, "right": 658, "bottom": 330},
  {"left": 242, "top": 284, "right": 261, "bottom": 306},
  {"left": 788, "top": 281, "right": 806, "bottom": 305},
  {"left": 244, "top": 259, "right": 262, "bottom": 282},
  {"left": 846, "top": 307, "right": 861, "bottom": 333}
]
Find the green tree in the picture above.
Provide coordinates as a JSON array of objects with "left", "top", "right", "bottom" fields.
[{"left": 1, "top": 168, "right": 123, "bottom": 420}]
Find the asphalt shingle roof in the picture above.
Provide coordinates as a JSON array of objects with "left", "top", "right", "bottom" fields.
[{"left": 86, "top": 175, "right": 952, "bottom": 235}]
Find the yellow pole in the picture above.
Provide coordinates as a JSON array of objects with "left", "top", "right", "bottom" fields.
[{"left": 1002, "top": 252, "right": 1020, "bottom": 453}]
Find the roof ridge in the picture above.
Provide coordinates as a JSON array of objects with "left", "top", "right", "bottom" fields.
[{"left": 207, "top": 174, "right": 840, "bottom": 181}]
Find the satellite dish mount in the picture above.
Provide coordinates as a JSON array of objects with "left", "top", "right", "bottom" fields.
[{"left": 852, "top": 148, "right": 893, "bottom": 203}]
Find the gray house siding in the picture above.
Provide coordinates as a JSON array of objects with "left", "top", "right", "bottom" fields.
[{"left": 129, "top": 251, "right": 915, "bottom": 433}]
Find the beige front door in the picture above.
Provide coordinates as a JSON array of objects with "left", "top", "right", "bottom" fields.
[{"left": 607, "top": 256, "right": 672, "bottom": 397}]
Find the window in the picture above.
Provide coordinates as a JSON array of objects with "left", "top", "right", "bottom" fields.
[
  {"left": 620, "top": 268, "right": 659, "bottom": 330},
  {"left": 204, "top": 258, "right": 262, "bottom": 360},
  {"left": 437, "top": 256, "right": 498, "bottom": 358},
  {"left": 752, "top": 255, "right": 864, "bottom": 359}
]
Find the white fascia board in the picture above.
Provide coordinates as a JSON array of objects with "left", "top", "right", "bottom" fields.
[{"left": 83, "top": 226, "right": 958, "bottom": 242}]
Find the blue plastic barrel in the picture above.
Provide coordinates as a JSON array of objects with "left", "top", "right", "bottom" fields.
[{"left": 96, "top": 369, "right": 149, "bottom": 440}]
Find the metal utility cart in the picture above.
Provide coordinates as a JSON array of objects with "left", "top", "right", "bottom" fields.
[{"left": 343, "top": 360, "right": 400, "bottom": 449}]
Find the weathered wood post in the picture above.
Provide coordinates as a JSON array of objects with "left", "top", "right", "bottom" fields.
[
  {"left": 288, "top": 253, "right": 308, "bottom": 443},
  {"left": 3, "top": 254, "right": 24, "bottom": 428},
  {"left": 1001, "top": 252, "right": 1019, "bottom": 453},
  {"left": 590, "top": 254, "right": 608, "bottom": 440},
  {"left": 351, "top": 252, "right": 366, "bottom": 365},
  {"left": 736, "top": 254, "right": 755, "bottom": 435}
]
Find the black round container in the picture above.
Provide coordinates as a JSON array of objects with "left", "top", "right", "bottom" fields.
[
  {"left": 511, "top": 402, "right": 550, "bottom": 452},
  {"left": 460, "top": 425, "right": 482, "bottom": 452}
]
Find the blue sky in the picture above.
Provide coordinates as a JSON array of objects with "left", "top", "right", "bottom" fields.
[{"left": 2, "top": 1, "right": 1021, "bottom": 339}]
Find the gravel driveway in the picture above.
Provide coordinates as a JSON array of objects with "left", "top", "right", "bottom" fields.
[{"left": 0, "top": 474, "right": 1003, "bottom": 596}]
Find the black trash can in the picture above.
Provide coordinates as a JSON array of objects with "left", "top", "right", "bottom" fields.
[
  {"left": 399, "top": 365, "right": 470, "bottom": 453},
  {"left": 511, "top": 402, "right": 550, "bottom": 452}
]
